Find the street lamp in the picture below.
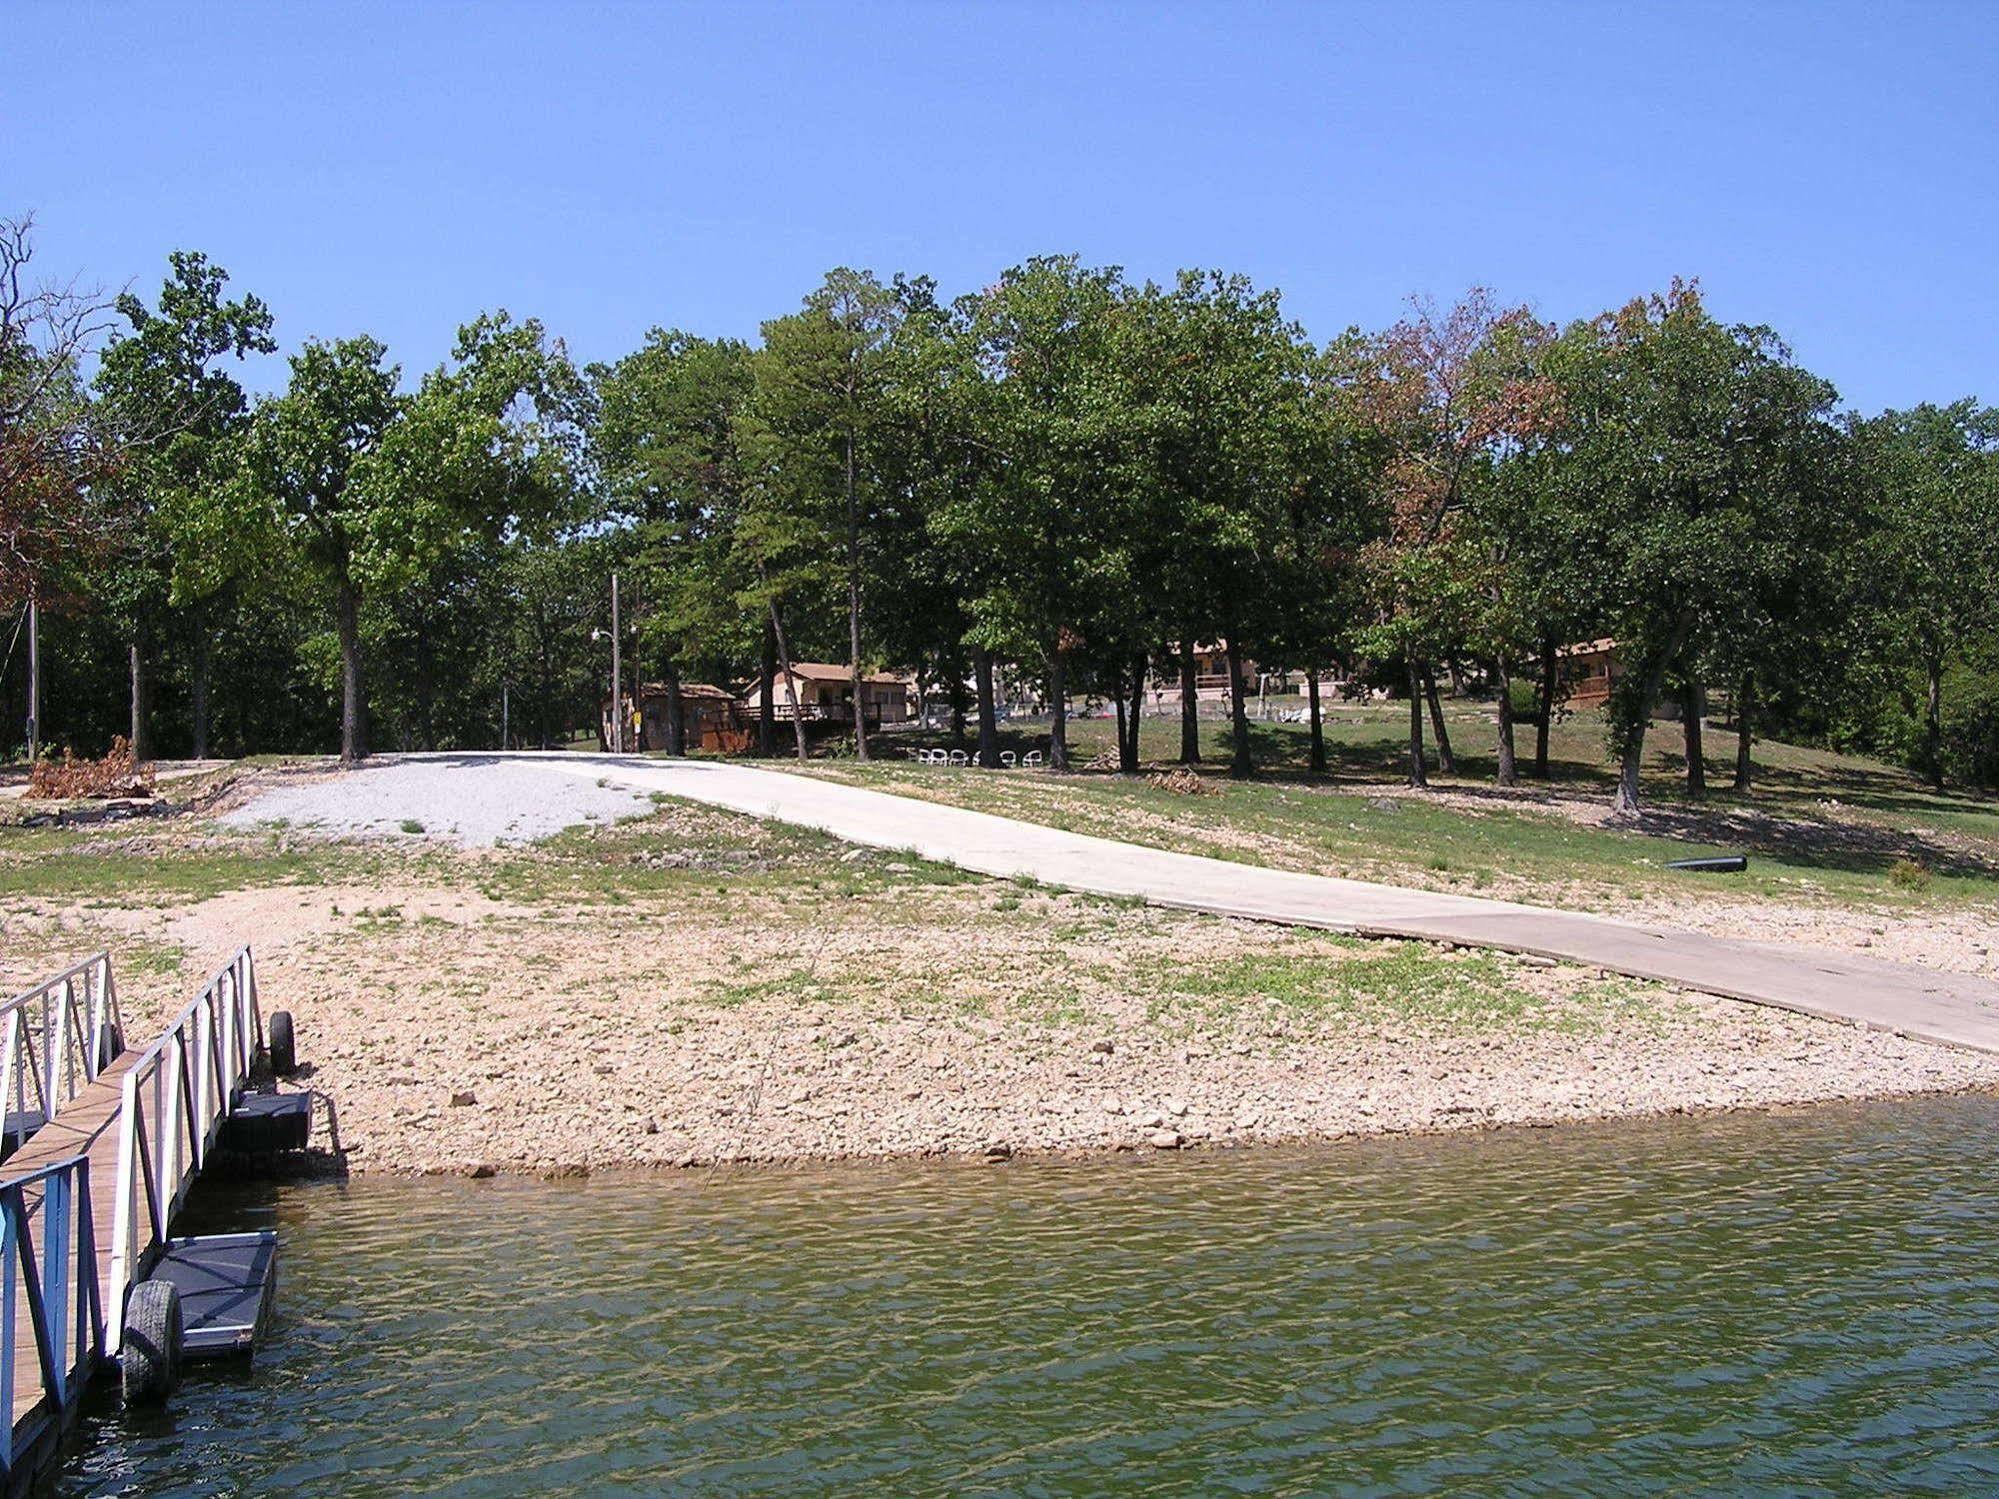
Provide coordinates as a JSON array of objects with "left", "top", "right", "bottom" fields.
[{"left": 591, "top": 571, "right": 624, "bottom": 753}]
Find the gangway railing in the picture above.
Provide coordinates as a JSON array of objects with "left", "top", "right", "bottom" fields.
[
  {"left": 106, "top": 947, "right": 262, "bottom": 1346},
  {"left": 0, "top": 1154, "right": 103, "bottom": 1478},
  {"left": 0, "top": 954, "right": 123, "bottom": 1151}
]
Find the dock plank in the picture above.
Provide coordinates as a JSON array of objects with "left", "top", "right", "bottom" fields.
[{"left": 4, "top": 1052, "right": 139, "bottom": 1472}]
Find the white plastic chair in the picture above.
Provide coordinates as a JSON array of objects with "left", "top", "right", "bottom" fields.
[
  {"left": 1000, "top": 750, "right": 1016, "bottom": 768},
  {"left": 1024, "top": 750, "right": 1044, "bottom": 768},
  {"left": 948, "top": 750, "right": 969, "bottom": 766}
]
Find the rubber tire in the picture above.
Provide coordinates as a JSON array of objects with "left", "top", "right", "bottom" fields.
[
  {"left": 122, "top": 1279, "right": 183, "bottom": 1407},
  {"left": 94, "top": 1020, "right": 123, "bottom": 1073},
  {"left": 268, "top": 1011, "right": 297, "bottom": 1077}
]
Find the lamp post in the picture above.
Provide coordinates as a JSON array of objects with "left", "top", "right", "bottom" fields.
[
  {"left": 25, "top": 596, "right": 39, "bottom": 761},
  {"left": 592, "top": 572, "right": 629, "bottom": 754}
]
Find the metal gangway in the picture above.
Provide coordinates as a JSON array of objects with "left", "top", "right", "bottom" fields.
[
  {"left": 108, "top": 946, "right": 268, "bottom": 1347},
  {"left": 1, "top": 947, "right": 286, "bottom": 1491},
  {"left": 0, "top": 954, "right": 123, "bottom": 1160}
]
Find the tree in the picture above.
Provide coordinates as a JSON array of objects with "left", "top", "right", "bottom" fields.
[
  {"left": 1852, "top": 400, "right": 1999, "bottom": 791},
  {"left": 1355, "top": 290, "right": 1557, "bottom": 787},
  {"left": 1547, "top": 282, "right": 1841, "bottom": 811},
  {"left": 358, "top": 312, "right": 587, "bottom": 754},
  {"left": 732, "top": 271, "right": 901, "bottom": 759},
  {"left": 592, "top": 329, "right": 755, "bottom": 753},
  {"left": 235, "top": 337, "right": 401, "bottom": 762},
  {"left": 94, "top": 250, "right": 275, "bottom": 758},
  {"left": 941, "top": 256, "right": 1134, "bottom": 772},
  {"left": 0, "top": 214, "right": 125, "bottom": 619}
]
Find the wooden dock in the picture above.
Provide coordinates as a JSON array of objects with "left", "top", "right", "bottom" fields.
[
  {"left": 0, "top": 948, "right": 276, "bottom": 1494},
  {"left": 2, "top": 1058, "right": 132, "bottom": 1492}
]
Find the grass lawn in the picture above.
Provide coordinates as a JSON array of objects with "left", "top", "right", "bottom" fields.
[{"left": 806, "top": 703, "right": 1999, "bottom": 916}]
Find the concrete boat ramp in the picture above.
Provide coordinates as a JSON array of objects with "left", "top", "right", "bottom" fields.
[{"left": 536, "top": 755, "right": 1999, "bottom": 1057}]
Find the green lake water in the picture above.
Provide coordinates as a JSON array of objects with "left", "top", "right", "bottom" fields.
[{"left": 61, "top": 1096, "right": 1999, "bottom": 1495}]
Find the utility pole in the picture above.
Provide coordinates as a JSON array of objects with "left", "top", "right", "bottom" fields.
[
  {"left": 610, "top": 571, "right": 623, "bottom": 755},
  {"left": 25, "top": 596, "right": 39, "bottom": 761},
  {"left": 500, "top": 683, "right": 509, "bottom": 751}
]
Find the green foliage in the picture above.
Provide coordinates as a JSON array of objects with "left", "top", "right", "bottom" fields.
[{"left": 20, "top": 238, "right": 1999, "bottom": 803}]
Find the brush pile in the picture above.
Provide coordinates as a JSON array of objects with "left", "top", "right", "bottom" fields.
[
  {"left": 1146, "top": 767, "right": 1220, "bottom": 796},
  {"left": 25, "top": 736, "right": 155, "bottom": 800}
]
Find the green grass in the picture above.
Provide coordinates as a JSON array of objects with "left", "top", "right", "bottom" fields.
[
  {"left": 1125, "top": 944, "right": 1678, "bottom": 1036},
  {"left": 0, "top": 826, "right": 383, "bottom": 902},
  {"left": 819, "top": 706, "right": 1999, "bottom": 913}
]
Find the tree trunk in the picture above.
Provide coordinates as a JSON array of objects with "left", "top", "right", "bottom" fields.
[
  {"left": 537, "top": 613, "right": 553, "bottom": 749},
  {"left": 1424, "top": 666, "right": 1455, "bottom": 775},
  {"left": 1733, "top": 670, "right": 1754, "bottom": 794},
  {"left": 1307, "top": 666, "right": 1326, "bottom": 775},
  {"left": 1225, "top": 636, "right": 1252, "bottom": 778},
  {"left": 1535, "top": 634, "right": 1557, "bottom": 779},
  {"left": 1926, "top": 657, "right": 1945, "bottom": 792},
  {"left": 414, "top": 613, "right": 435, "bottom": 752},
  {"left": 662, "top": 657, "right": 685, "bottom": 755},
  {"left": 974, "top": 644, "right": 999, "bottom": 769},
  {"left": 1681, "top": 678, "right": 1706, "bottom": 799},
  {"left": 1405, "top": 654, "right": 1428, "bottom": 788},
  {"left": 1178, "top": 640, "right": 1200, "bottom": 764},
  {"left": 1112, "top": 676, "right": 1131, "bottom": 772},
  {"left": 758, "top": 621, "right": 776, "bottom": 757},
  {"left": 336, "top": 576, "right": 367, "bottom": 764},
  {"left": 128, "top": 639, "right": 152, "bottom": 762},
  {"left": 1047, "top": 650, "right": 1069, "bottom": 771},
  {"left": 947, "top": 661, "right": 969, "bottom": 752},
  {"left": 846, "top": 420, "right": 868, "bottom": 762},
  {"left": 767, "top": 595, "right": 809, "bottom": 763},
  {"left": 1494, "top": 656, "right": 1517, "bottom": 787},
  {"left": 1124, "top": 651, "right": 1147, "bottom": 771},
  {"left": 1611, "top": 615, "right": 1694, "bottom": 814},
  {"left": 191, "top": 627, "right": 213, "bottom": 761}
]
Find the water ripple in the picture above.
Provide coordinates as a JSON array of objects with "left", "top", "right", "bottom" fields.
[{"left": 62, "top": 1094, "right": 1999, "bottom": 1495}]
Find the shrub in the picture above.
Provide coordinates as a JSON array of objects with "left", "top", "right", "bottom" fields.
[{"left": 1888, "top": 857, "right": 1932, "bottom": 892}]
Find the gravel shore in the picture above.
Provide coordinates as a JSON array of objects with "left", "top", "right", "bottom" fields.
[
  {"left": 12, "top": 862, "right": 1994, "bottom": 1177},
  {"left": 217, "top": 754, "right": 658, "bottom": 846}
]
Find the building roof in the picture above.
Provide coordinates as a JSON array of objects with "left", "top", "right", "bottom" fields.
[
  {"left": 1555, "top": 638, "right": 1618, "bottom": 659},
  {"left": 635, "top": 681, "right": 735, "bottom": 700},
  {"left": 747, "top": 662, "right": 906, "bottom": 687}
]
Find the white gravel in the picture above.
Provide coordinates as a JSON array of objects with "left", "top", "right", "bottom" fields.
[{"left": 219, "top": 754, "right": 657, "bottom": 847}]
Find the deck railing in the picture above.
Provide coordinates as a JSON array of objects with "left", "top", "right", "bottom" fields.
[
  {"left": 0, "top": 953, "right": 123, "bottom": 1147},
  {"left": 106, "top": 947, "right": 262, "bottom": 1347},
  {"left": 0, "top": 1154, "right": 103, "bottom": 1475}
]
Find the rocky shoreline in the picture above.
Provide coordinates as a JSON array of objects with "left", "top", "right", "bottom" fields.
[
  {"left": 290, "top": 979, "right": 1999, "bottom": 1179},
  {"left": 13, "top": 789, "right": 1999, "bottom": 1182}
]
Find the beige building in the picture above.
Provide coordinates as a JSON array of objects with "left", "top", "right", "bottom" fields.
[{"left": 735, "top": 662, "right": 911, "bottom": 726}]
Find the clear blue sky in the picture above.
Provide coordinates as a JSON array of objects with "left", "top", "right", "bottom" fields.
[{"left": 8, "top": 1, "right": 1994, "bottom": 413}]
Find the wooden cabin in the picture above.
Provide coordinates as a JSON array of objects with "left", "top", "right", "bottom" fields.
[
  {"left": 735, "top": 663, "right": 911, "bottom": 726},
  {"left": 1557, "top": 639, "right": 1622, "bottom": 707},
  {"left": 604, "top": 682, "right": 751, "bottom": 752}
]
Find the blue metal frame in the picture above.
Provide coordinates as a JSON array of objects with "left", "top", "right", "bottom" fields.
[{"left": 0, "top": 1154, "right": 103, "bottom": 1476}]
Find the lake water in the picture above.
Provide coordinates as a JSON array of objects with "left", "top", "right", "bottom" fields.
[{"left": 61, "top": 1096, "right": 1999, "bottom": 1495}]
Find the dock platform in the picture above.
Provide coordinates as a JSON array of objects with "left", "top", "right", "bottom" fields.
[{"left": 148, "top": 1233, "right": 278, "bottom": 1359}]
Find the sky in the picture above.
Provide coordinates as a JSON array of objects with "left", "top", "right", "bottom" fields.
[{"left": 6, "top": 1, "right": 1995, "bottom": 413}]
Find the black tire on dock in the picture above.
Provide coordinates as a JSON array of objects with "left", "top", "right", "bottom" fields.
[
  {"left": 94, "top": 1020, "right": 123, "bottom": 1073},
  {"left": 122, "top": 1280, "right": 183, "bottom": 1406},
  {"left": 268, "top": 1011, "right": 297, "bottom": 1077}
]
